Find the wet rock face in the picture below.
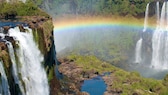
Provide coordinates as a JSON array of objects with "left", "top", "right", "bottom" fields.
[
  {"left": 0, "top": 42, "right": 6, "bottom": 51},
  {"left": 17, "top": 24, "right": 25, "bottom": 32},
  {"left": 3, "top": 26, "right": 10, "bottom": 34},
  {"left": 5, "top": 36, "right": 14, "bottom": 42},
  {"left": 59, "top": 58, "right": 98, "bottom": 81},
  {"left": 26, "top": 16, "right": 49, "bottom": 28}
]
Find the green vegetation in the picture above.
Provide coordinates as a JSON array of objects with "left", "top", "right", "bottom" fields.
[
  {"left": 66, "top": 54, "right": 168, "bottom": 95},
  {"left": 31, "top": 18, "right": 55, "bottom": 82},
  {"left": 44, "top": 0, "right": 153, "bottom": 17},
  {"left": 62, "top": 29, "right": 138, "bottom": 66},
  {"left": 47, "top": 66, "right": 55, "bottom": 83},
  {"left": 0, "top": 1, "right": 49, "bottom": 19},
  {"left": 30, "top": 0, "right": 43, "bottom": 6},
  {"left": 67, "top": 54, "right": 116, "bottom": 73},
  {"left": 112, "top": 71, "right": 168, "bottom": 95},
  {"left": 32, "top": 18, "right": 53, "bottom": 55}
]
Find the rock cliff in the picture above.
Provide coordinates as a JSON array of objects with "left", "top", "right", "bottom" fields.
[{"left": 0, "top": 9, "right": 61, "bottom": 95}]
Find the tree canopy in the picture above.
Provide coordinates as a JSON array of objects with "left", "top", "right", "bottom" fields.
[
  {"left": 0, "top": 0, "right": 49, "bottom": 19},
  {"left": 42, "top": 0, "right": 153, "bottom": 17}
]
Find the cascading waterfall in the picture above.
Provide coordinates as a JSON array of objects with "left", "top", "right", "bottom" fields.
[
  {"left": 8, "top": 27, "right": 49, "bottom": 95},
  {"left": 143, "top": 3, "right": 150, "bottom": 32},
  {"left": 135, "top": 3, "right": 150, "bottom": 64},
  {"left": 6, "top": 41, "right": 25, "bottom": 95},
  {"left": 135, "top": 38, "right": 142, "bottom": 63},
  {"left": 151, "top": 2, "right": 168, "bottom": 70},
  {"left": 0, "top": 61, "right": 10, "bottom": 95},
  {"left": 0, "top": 26, "right": 49, "bottom": 95}
]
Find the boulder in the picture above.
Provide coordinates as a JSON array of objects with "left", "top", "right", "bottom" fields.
[
  {"left": 5, "top": 36, "right": 14, "bottom": 42},
  {"left": 0, "top": 42, "right": 6, "bottom": 51},
  {"left": 17, "top": 24, "right": 25, "bottom": 32},
  {"left": 28, "top": 22, "right": 35, "bottom": 29},
  {"left": 3, "top": 26, "right": 10, "bottom": 34}
]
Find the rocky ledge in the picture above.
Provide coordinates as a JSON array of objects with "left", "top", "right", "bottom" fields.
[
  {"left": 58, "top": 58, "right": 119, "bottom": 95},
  {"left": 58, "top": 58, "right": 102, "bottom": 95},
  {"left": 58, "top": 55, "right": 168, "bottom": 95}
]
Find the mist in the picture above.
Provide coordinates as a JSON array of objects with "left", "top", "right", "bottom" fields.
[
  {"left": 53, "top": 24, "right": 168, "bottom": 79},
  {"left": 54, "top": 25, "right": 142, "bottom": 69},
  {"left": 45, "top": 0, "right": 168, "bottom": 79},
  {"left": 54, "top": 25, "right": 139, "bottom": 54}
]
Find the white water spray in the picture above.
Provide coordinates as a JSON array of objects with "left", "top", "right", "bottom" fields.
[
  {"left": 135, "top": 3, "right": 150, "bottom": 63},
  {"left": 0, "top": 61, "right": 10, "bottom": 95},
  {"left": 6, "top": 41, "right": 26, "bottom": 95},
  {"left": 135, "top": 38, "right": 142, "bottom": 63},
  {"left": 151, "top": 2, "right": 168, "bottom": 70},
  {"left": 143, "top": 3, "right": 150, "bottom": 32},
  {"left": 7, "top": 27, "right": 49, "bottom": 95}
]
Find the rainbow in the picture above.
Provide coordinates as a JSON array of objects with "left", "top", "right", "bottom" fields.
[{"left": 53, "top": 16, "right": 156, "bottom": 32}]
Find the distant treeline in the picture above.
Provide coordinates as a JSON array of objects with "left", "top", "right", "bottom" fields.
[
  {"left": 0, "top": 0, "right": 159, "bottom": 19},
  {"left": 42, "top": 0, "right": 153, "bottom": 17}
]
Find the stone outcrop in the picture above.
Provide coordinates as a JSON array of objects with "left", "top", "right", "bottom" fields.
[{"left": 58, "top": 58, "right": 99, "bottom": 95}]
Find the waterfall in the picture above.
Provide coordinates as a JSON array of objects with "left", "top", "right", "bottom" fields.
[
  {"left": 0, "top": 61, "right": 10, "bottom": 95},
  {"left": 7, "top": 27, "right": 49, "bottom": 95},
  {"left": 135, "top": 38, "right": 143, "bottom": 64},
  {"left": 0, "top": 26, "right": 49, "bottom": 95},
  {"left": 151, "top": 2, "right": 168, "bottom": 70},
  {"left": 143, "top": 3, "right": 150, "bottom": 32},
  {"left": 6, "top": 41, "right": 26, "bottom": 95},
  {"left": 135, "top": 38, "right": 142, "bottom": 63},
  {"left": 135, "top": 3, "right": 150, "bottom": 63}
]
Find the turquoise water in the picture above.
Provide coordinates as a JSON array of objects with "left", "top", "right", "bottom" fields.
[
  {"left": 81, "top": 76, "right": 106, "bottom": 95},
  {"left": 0, "top": 22, "right": 26, "bottom": 27}
]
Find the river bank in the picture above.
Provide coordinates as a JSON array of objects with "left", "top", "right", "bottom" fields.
[{"left": 58, "top": 54, "right": 168, "bottom": 95}]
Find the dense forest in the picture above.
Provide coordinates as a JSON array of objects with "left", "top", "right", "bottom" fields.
[
  {"left": 0, "top": 0, "right": 48, "bottom": 19},
  {"left": 0, "top": 0, "right": 163, "bottom": 18},
  {"left": 40, "top": 0, "right": 154, "bottom": 17}
]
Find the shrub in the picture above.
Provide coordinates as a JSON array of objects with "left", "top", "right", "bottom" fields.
[{"left": 0, "top": 1, "right": 49, "bottom": 19}]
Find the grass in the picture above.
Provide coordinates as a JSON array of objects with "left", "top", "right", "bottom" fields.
[
  {"left": 67, "top": 54, "right": 117, "bottom": 73},
  {"left": 66, "top": 54, "right": 168, "bottom": 95},
  {"left": 0, "top": 1, "right": 49, "bottom": 19}
]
